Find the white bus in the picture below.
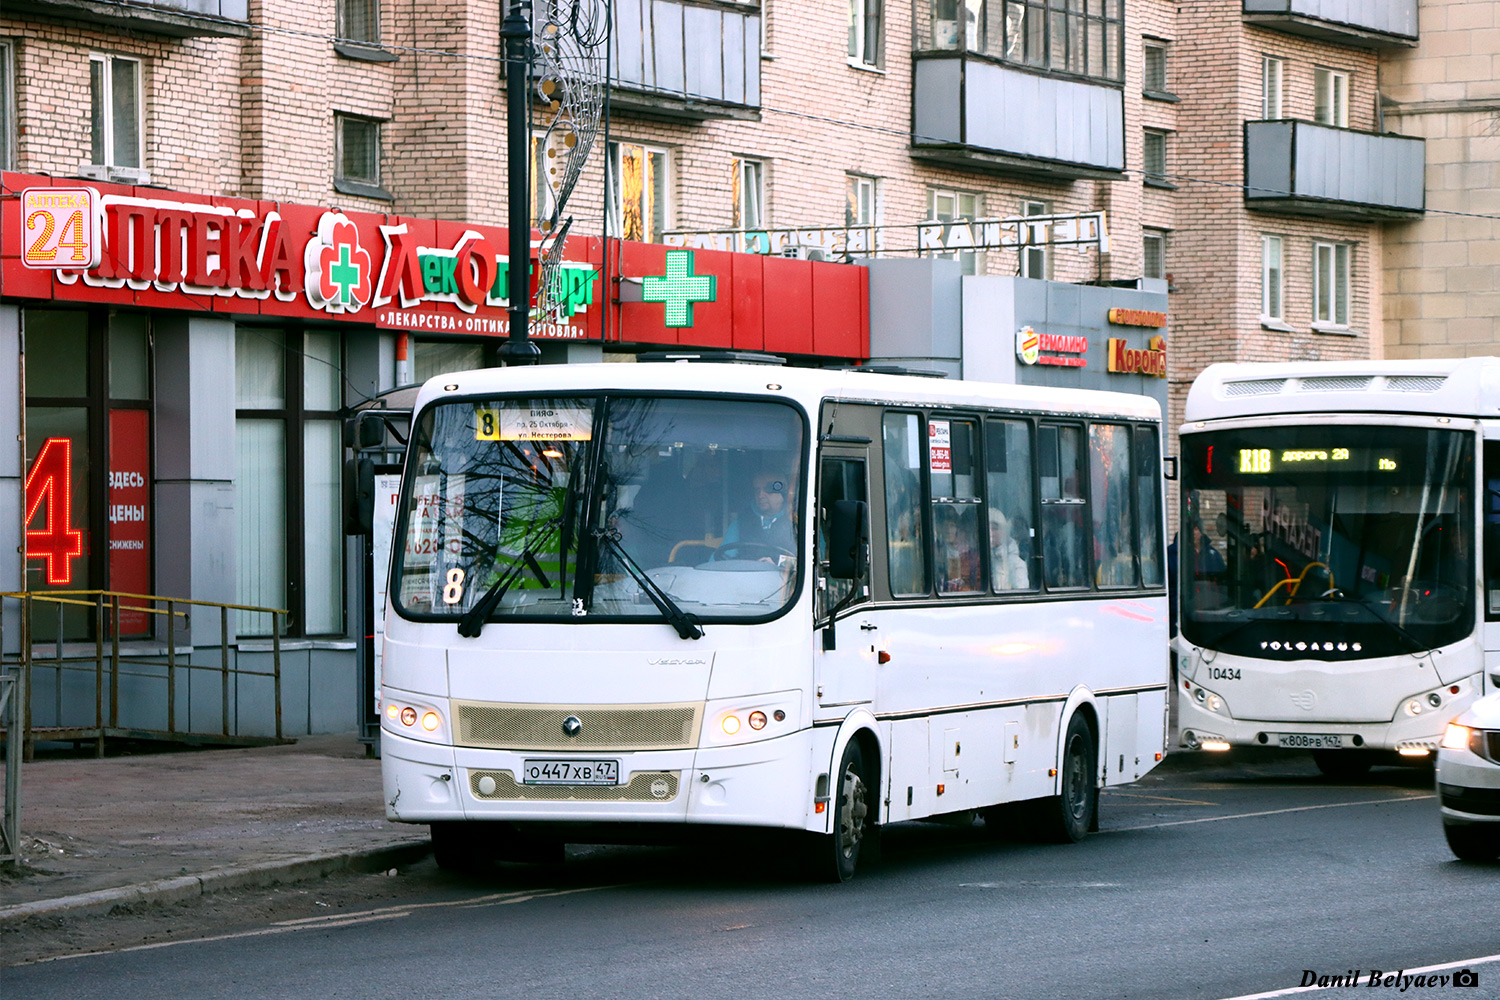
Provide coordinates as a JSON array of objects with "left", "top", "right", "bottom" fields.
[
  {"left": 1177, "top": 359, "right": 1495, "bottom": 776},
  {"left": 379, "top": 359, "right": 1169, "bottom": 880}
]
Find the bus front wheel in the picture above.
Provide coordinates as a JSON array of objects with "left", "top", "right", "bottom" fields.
[
  {"left": 1038, "top": 713, "right": 1098, "bottom": 844},
  {"left": 431, "top": 821, "right": 488, "bottom": 873},
  {"left": 811, "top": 741, "right": 872, "bottom": 883}
]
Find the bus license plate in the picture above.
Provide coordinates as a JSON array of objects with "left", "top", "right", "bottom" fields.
[
  {"left": 521, "top": 759, "right": 620, "bottom": 785},
  {"left": 1275, "top": 733, "right": 1343, "bottom": 749}
]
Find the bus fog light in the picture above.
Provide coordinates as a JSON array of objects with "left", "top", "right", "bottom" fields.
[
  {"left": 1441, "top": 723, "right": 1471, "bottom": 751},
  {"left": 1194, "top": 688, "right": 1206, "bottom": 703},
  {"left": 773, "top": 710, "right": 786, "bottom": 722},
  {"left": 386, "top": 704, "right": 399, "bottom": 720},
  {"left": 1398, "top": 747, "right": 1430, "bottom": 757},
  {"left": 421, "top": 711, "right": 440, "bottom": 732},
  {"left": 748, "top": 711, "right": 767, "bottom": 730},
  {"left": 1207, "top": 695, "right": 1222, "bottom": 712},
  {"left": 721, "top": 715, "right": 741, "bottom": 736},
  {"left": 400, "top": 707, "right": 417, "bottom": 726},
  {"left": 1404, "top": 699, "right": 1423, "bottom": 716},
  {"left": 1201, "top": 740, "right": 1231, "bottom": 752},
  {"left": 1427, "top": 693, "right": 1442, "bottom": 708}
]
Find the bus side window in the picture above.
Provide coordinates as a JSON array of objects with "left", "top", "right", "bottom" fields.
[
  {"left": 1135, "top": 425, "right": 1165, "bottom": 587},
  {"left": 1090, "top": 423, "right": 1136, "bottom": 588},
  {"left": 985, "top": 418, "right": 1035, "bottom": 592},
  {"left": 883, "top": 412, "right": 929, "bottom": 597},
  {"left": 818, "top": 456, "right": 869, "bottom": 618},
  {"left": 1039, "top": 424, "right": 1089, "bottom": 589},
  {"left": 932, "top": 419, "right": 982, "bottom": 596},
  {"left": 1485, "top": 441, "right": 1500, "bottom": 619}
]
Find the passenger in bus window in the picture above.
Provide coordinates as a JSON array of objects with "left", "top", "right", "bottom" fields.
[
  {"left": 1188, "top": 519, "right": 1227, "bottom": 609},
  {"left": 937, "top": 504, "right": 981, "bottom": 594},
  {"left": 988, "top": 508, "right": 1030, "bottom": 590}
]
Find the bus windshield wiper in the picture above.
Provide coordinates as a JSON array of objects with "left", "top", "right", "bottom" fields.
[
  {"left": 592, "top": 526, "right": 704, "bottom": 640},
  {"left": 456, "top": 520, "right": 560, "bottom": 638}
]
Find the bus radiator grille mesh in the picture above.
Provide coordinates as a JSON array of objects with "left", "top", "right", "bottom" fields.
[
  {"left": 468, "top": 770, "right": 682, "bottom": 802},
  {"left": 453, "top": 702, "right": 703, "bottom": 751}
]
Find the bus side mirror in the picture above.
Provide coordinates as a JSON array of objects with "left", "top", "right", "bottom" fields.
[
  {"left": 344, "top": 412, "right": 385, "bottom": 451},
  {"left": 1163, "top": 456, "right": 1178, "bottom": 481},
  {"left": 827, "top": 499, "right": 869, "bottom": 580},
  {"left": 344, "top": 456, "right": 376, "bottom": 535}
]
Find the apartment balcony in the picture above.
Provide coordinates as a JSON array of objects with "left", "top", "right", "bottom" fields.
[
  {"left": 1243, "top": 0, "right": 1417, "bottom": 49},
  {"left": 912, "top": 55, "right": 1124, "bottom": 180},
  {"left": 610, "top": 0, "right": 760, "bottom": 121},
  {"left": 1244, "top": 120, "right": 1425, "bottom": 220},
  {"left": 8, "top": 0, "right": 250, "bottom": 37}
]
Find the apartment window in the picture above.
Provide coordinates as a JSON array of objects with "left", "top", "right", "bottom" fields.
[
  {"left": 999, "top": 0, "right": 1123, "bottom": 83},
  {"left": 339, "top": 0, "right": 378, "bottom": 44},
  {"left": 929, "top": 188, "right": 984, "bottom": 276},
  {"left": 1020, "top": 199, "right": 1047, "bottom": 279},
  {"left": 1314, "top": 68, "right": 1348, "bottom": 127},
  {"left": 608, "top": 141, "right": 670, "bottom": 242},
  {"left": 1262, "top": 57, "right": 1283, "bottom": 118},
  {"left": 1143, "top": 129, "right": 1169, "bottom": 185},
  {"left": 335, "top": 114, "right": 388, "bottom": 198},
  {"left": 1143, "top": 230, "right": 1166, "bottom": 281},
  {"left": 0, "top": 41, "right": 13, "bottom": 171},
  {"left": 235, "top": 328, "right": 345, "bottom": 637},
  {"left": 848, "top": 0, "right": 884, "bottom": 69},
  {"left": 929, "top": 0, "right": 979, "bottom": 49},
  {"left": 1262, "top": 236, "right": 1283, "bottom": 320},
  {"left": 846, "top": 174, "right": 877, "bottom": 226},
  {"left": 90, "top": 53, "right": 142, "bottom": 169},
  {"left": 1313, "top": 242, "right": 1351, "bottom": 327},
  {"left": 732, "top": 157, "right": 765, "bottom": 230},
  {"left": 1143, "top": 40, "right": 1170, "bottom": 96}
]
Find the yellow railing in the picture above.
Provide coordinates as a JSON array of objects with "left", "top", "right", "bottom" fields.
[{"left": 0, "top": 590, "right": 291, "bottom": 761}]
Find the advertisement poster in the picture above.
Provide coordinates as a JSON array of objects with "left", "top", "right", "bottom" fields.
[
  {"left": 109, "top": 409, "right": 151, "bottom": 634},
  {"left": 371, "top": 472, "right": 403, "bottom": 713}
]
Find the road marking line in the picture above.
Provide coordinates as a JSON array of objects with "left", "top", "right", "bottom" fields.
[
  {"left": 1103, "top": 790, "right": 1221, "bottom": 806},
  {"left": 1214, "top": 951, "right": 1500, "bottom": 999},
  {"left": 1103, "top": 793, "right": 1432, "bottom": 832}
]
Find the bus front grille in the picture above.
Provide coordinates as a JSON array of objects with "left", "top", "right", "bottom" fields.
[
  {"left": 453, "top": 701, "right": 703, "bottom": 751},
  {"left": 468, "top": 769, "right": 682, "bottom": 802}
]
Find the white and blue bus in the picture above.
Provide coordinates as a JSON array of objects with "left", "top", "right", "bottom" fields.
[
  {"left": 1177, "top": 359, "right": 1494, "bottom": 775},
  {"left": 379, "top": 359, "right": 1169, "bottom": 880}
]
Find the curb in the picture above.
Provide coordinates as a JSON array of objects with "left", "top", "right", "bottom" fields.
[{"left": 0, "top": 838, "right": 432, "bottom": 930}]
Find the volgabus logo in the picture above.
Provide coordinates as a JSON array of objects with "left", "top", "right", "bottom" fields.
[{"left": 305, "top": 212, "right": 374, "bottom": 313}]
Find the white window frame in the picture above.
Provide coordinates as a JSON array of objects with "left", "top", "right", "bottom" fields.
[
  {"left": 733, "top": 156, "right": 765, "bottom": 230},
  {"left": 90, "top": 52, "right": 143, "bottom": 170},
  {"left": 846, "top": 174, "right": 877, "bottom": 227},
  {"left": 607, "top": 140, "right": 672, "bottom": 243},
  {"left": 1020, "top": 198, "right": 1047, "bottom": 279},
  {"left": 1143, "top": 230, "right": 1166, "bottom": 281},
  {"left": 1143, "top": 41, "right": 1168, "bottom": 95},
  {"left": 848, "top": 0, "right": 884, "bottom": 69},
  {"left": 1314, "top": 67, "right": 1348, "bottom": 128},
  {"left": 1312, "top": 241, "right": 1351, "bottom": 328},
  {"left": 1261, "top": 235, "right": 1283, "bottom": 321},
  {"left": 927, "top": 188, "right": 984, "bottom": 276},
  {"left": 1262, "top": 56, "right": 1283, "bottom": 119},
  {"left": 0, "top": 41, "right": 14, "bottom": 171},
  {"left": 335, "top": 112, "right": 382, "bottom": 187}
]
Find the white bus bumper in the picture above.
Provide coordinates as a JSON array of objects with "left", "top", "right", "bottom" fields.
[
  {"left": 381, "top": 727, "right": 827, "bottom": 832},
  {"left": 1177, "top": 693, "right": 1467, "bottom": 754}
]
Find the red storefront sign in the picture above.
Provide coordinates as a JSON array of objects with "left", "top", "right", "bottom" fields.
[
  {"left": 109, "top": 409, "right": 152, "bottom": 633},
  {"left": 1, "top": 172, "right": 869, "bottom": 358}
]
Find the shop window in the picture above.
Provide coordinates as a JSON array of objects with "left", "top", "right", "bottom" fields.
[
  {"left": 849, "top": 0, "right": 883, "bottom": 69},
  {"left": 234, "top": 327, "right": 344, "bottom": 637},
  {"left": 413, "top": 340, "right": 486, "bottom": 384},
  {"left": 1090, "top": 423, "right": 1135, "bottom": 587},
  {"left": 90, "top": 53, "right": 142, "bottom": 170},
  {"left": 1038, "top": 423, "right": 1087, "bottom": 588},
  {"left": 23, "top": 309, "right": 152, "bottom": 641},
  {"left": 608, "top": 140, "right": 670, "bottom": 243},
  {"left": 883, "top": 412, "right": 928, "bottom": 597},
  {"left": 985, "top": 419, "right": 1034, "bottom": 591},
  {"left": 931, "top": 419, "right": 982, "bottom": 595}
]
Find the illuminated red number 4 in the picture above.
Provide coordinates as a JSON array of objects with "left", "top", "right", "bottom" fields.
[{"left": 25, "top": 437, "right": 84, "bottom": 585}]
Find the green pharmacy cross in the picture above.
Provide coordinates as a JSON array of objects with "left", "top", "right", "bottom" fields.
[
  {"left": 330, "top": 244, "right": 363, "bottom": 306},
  {"left": 642, "top": 250, "right": 717, "bottom": 328}
]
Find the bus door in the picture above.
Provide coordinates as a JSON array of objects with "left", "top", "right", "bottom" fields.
[
  {"left": 814, "top": 445, "right": 877, "bottom": 712},
  {"left": 1482, "top": 434, "right": 1500, "bottom": 677}
]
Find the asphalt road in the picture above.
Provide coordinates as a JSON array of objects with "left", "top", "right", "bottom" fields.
[{"left": 10, "top": 751, "right": 1500, "bottom": 1000}]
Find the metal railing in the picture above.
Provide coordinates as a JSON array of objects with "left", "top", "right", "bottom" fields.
[
  {"left": 0, "top": 590, "right": 291, "bottom": 762},
  {"left": 0, "top": 669, "right": 20, "bottom": 866}
]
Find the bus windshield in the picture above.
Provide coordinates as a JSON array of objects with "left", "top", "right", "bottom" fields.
[
  {"left": 392, "top": 394, "right": 805, "bottom": 625},
  {"left": 1180, "top": 425, "right": 1474, "bottom": 658}
]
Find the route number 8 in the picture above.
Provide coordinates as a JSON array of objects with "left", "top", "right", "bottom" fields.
[{"left": 442, "top": 567, "right": 466, "bottom": 605}]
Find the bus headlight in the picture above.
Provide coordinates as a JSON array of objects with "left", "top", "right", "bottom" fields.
[
  {"left": 721, "top": 714, "right": 742, "bottom": 736},
  {"left": 382, "top": 695, "right": 449, "bottom": 743},
  {"left": 702, "top": 692, "right": 800, "bottom": 747}
]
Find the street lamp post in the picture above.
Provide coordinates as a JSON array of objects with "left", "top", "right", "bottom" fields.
[{"left": 499, "top": 0, "right": 542, "bottom": 366}]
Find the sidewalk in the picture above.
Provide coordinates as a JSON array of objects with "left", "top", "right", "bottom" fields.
[{"left": 0, "top": 735, "right": 430, "bottom": 928}]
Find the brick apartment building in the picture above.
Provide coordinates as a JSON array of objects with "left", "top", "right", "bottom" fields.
[{"left": 0, "top": 0, "right": 1450, "bottom": 736}]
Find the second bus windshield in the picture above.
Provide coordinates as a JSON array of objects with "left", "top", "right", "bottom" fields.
[{"left": 1180, "top": 425, "right": 1474, "bottom": 658}]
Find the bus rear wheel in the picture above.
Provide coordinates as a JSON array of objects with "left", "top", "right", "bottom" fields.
[
  {"left": 1036, "top": 714, "right": 1097, "bottom": 844},
  {"left": 1312, "top": 750, "right": 1374, "bottom": 779},
  {"left": 810, "top": 741, "right": 872, "bottom": 883}
]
